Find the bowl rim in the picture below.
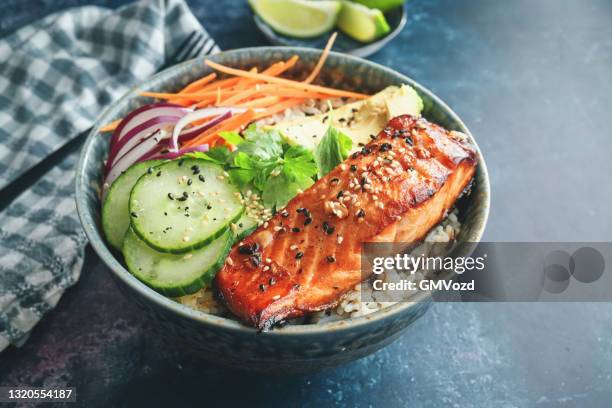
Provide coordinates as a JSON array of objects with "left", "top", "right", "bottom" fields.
[{"left": 76, "top": 46, "right": 490, "bottom": 336}]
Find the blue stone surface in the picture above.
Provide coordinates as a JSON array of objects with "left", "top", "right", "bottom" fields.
[{"left": 1, "top": 0, "right": 612, "bottom": 406}]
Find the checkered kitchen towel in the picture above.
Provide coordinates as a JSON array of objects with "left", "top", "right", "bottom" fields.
[{"left": 0, "top": 0, "right": 219, "bottom": 351}]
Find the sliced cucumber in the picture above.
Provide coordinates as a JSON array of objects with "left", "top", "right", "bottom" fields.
[
  {"left": 102, "top": 160, "right": 162, "bottom": 251},
  {"left": 231, "top": 213, "right": 259, "bottom": 241},
  {"left": 123, "top": 228, "right": 233, "bottom": 297},
  {"left": 129, "top": 158, "right": 244, "bottom": 253}
]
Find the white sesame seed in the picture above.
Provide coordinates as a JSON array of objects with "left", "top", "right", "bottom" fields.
[
  {"left": 226, "top": 257, "right": 234, "bottom": 266},
  {"left": 337, "top": 235, "right": 344, "bottom": 244},
  {"left": 272, "top": 295, "right": 281, "bottom": 300},
  {"left": 263, "top": 266, "right": 270, "bottom": 272},
  {"left": 183, "top": 236, "right": 190, "bottom": 242},
  {"left": 217, "top": 175, "right": 225, "bottom": 180},
  {"left": 183, "top": 253, "right": 193, "bottom": 260},
  {"left": 290, "top": 244, "right": 298, "bottom": 251}
]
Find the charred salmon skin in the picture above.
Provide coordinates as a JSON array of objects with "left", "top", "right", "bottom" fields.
[{"left": 216, "top": 114, "right": 477, "bottom": 330}]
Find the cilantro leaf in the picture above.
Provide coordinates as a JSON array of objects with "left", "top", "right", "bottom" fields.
[
  {"left": 237, "top": 124, "right": 284, "bottom": 161},
  {"left": 186, "top": 146, "right": 231, "bottom": 165}
]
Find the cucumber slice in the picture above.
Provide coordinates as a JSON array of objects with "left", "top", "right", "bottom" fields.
[
  {"left": 129, "top": 159, "right": 244, "bottom": 253},
  {"left": 102, "top": 160, "right": 162, "bottom": 250},
  {"left": 231, "top": 213, "right": 259, "bottom": 241},
  {"left": 123, "top": 228, "right": 233, "bottom": 297}
]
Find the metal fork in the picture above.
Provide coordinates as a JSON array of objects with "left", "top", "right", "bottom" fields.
[
  {"left": 0, "top": 30, "right": 217, "bottom": 209},
  {"left": 160, "top": 30, "right": 215, "bottom": 70}
]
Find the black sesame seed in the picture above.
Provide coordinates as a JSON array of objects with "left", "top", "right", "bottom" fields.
[
  {"left": 322, "top": 116, "right": 328, "bottom": 123},
  {"left": 164, "top": 212, "right": 168, "bottom": 216},
  {"left": 250, "top": 256, "right": 261, "bottom": 267},
  {"left": 206, "top": 204, "right": 212, "bottom": 210},
  {"left": 178, "top": 159, "right": 184, "bottom": 166},
  {"left": 326, "top": 255, "right": 336, "bottom": 263},
  {"left": 156, "top": 171, "right": 162, "bottom": 177},
  {"left": 404, "top": 136, "right": 413, "bottom": 146},
  {"left": 380, "top": 142, "right": 393, "bottom": 152},
  {"left": 259, "top": 284, "right": 266, "bottom": 292},
  {"left": 281, "top": 210, "right": 289, "bottom": 218},
  {"left": 292, "top": 227, "right": 301, "bottom": 233},
  {"left": 296, "top": 207, "right": 305, "bottom": 213},
  {"left": 130, "top": 212, "right": 138, "bottom": 218},
  {"left": 350, "top": 165, "right": 357, "bottom": 172},
  {"left": 269, "top": 277, "right": 276, "bottom": 285},
  {"left": 358, "top": 142, "right": 365, "bottom": 147},
  {"left": 183, "top": 191, "right": 188, "bottom": 198},
  {"left": 357, "top": 209, "right": 366, "bottom": 218},
  {"left": 322, "top": 221, "right": 335, "bottom": 235},
  {"left": 304, "top": 218, "right": 312, "bottom": 226},
  {"left": 167, "top": 193, "right": 175, "bottom": 200},
  {"left": 295, "top": 251, "right": 304, "bottom": 259},
  {"left": 351, "top": 152, "right": 359, "bottom": 159},
  {"left": 187, "top": 178, "right": 192, "bottom": 186},
  {"left": 369, "top": 134, "right": 377, "bottom": 140},
  {"left": 330, "top": 178, "right": 340, "bottom": 185},
  {"left": 337, "top": 190, "right": 344, "bottom": 199},
  {"left": 198, "top": 174, "right": 206, "bottom": 182},
  {"left": 147, "top": 167, "right": 153, "bottom": 174},
  {"left": 339, "top": 118, "right": 346, "bottom": 123}
]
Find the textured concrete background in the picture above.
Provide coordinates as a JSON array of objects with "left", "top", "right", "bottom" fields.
[{"left": 1, "top": 0, "right": 612, "bottom": 407}]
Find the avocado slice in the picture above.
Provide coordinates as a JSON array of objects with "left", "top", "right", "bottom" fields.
[{"left": 274, "top": 85, "right": 423, "bottom": 152}]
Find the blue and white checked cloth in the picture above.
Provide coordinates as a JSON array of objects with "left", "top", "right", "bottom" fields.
[{"left": 0, "top": 0, "right": 218, "bottom": 351}]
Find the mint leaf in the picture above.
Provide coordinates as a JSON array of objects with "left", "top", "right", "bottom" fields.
[{"left": 314, "top": 125, "right": 353, "bottom": 178}]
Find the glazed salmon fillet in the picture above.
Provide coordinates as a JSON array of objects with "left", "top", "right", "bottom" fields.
[{"left": 215, "top": 115, "right": 477, "bottom": 330}]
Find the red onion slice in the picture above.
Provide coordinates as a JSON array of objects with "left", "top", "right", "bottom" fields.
[
  {"left": 109, "top": 102, "right": 190, "bottom": 150},
  {"left": 170, "top": 107, "right": 247, "bottom": 151},
  {"left": 104, "top": 130, "right": 166, "bottom": 194},
  {"left": 106, "top": 116, "right": 181, "bottom": 171}
]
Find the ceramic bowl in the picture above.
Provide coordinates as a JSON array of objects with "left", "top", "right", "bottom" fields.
[{"left": 76, "top": 47, "right": 490, "bottom": 373}]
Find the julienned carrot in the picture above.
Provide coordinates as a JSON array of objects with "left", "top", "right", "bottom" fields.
[
  {"left": 205, "top": 60, "right": 368, "bottom": 99},
  {"left": 100, "top": 119, "right": 121, "bottom": 132},
  {"left": 140, "top": 89, "right": 246, "bottom": 100},
  {"left": 304, "top": 32, "right": 337, "bottom": 84},
  {"left": 179, "top": 72, "right": 217, "bottom": 93},
  {"left": 183, "top": 110, "right": 256, "bottom": 148}
]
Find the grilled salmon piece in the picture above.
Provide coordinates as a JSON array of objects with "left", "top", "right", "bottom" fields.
[{"left": 216, "top": 115, "right": 477, "bottom": 330}]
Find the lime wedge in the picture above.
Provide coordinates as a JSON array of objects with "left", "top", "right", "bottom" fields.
[
  {"left": 337, "top": 1, "right": 391, "bottom": 42},
  {"left": 351, "top": 0, "right": 405, "bottom": 13},
  {"left": 249, "top": 0, "right": 342, "bottom": 38}
]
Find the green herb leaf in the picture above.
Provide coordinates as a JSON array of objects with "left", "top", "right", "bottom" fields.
[
  {"left": 218, "top": 131, "right": 244, "bottom": 145},
  {"left": 187, "top": 146, "right": 231, "bottom": 165},
  {"left": 314, "top": 125, "right": 352, "bottom": 178}
]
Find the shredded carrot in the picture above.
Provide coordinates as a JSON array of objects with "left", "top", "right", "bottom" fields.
[
  {"left": 183, "top": 109, "right": 256, "bottom": 148},
  {"left": 304, "top": 32, "right": 337, "bottom": 84},
  {"left": 100, "top": 119, "right": 121, "bottom": 133},
  {"left": 205, "top": 60, "right": 368, "bottom": 99},
  {"left": 179, "top": 72, "right": 217, "bottom": 93}
]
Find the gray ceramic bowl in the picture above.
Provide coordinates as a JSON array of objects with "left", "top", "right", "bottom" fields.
[{"left": 76, "top": 47, "right": 490, "bottom": 373}]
